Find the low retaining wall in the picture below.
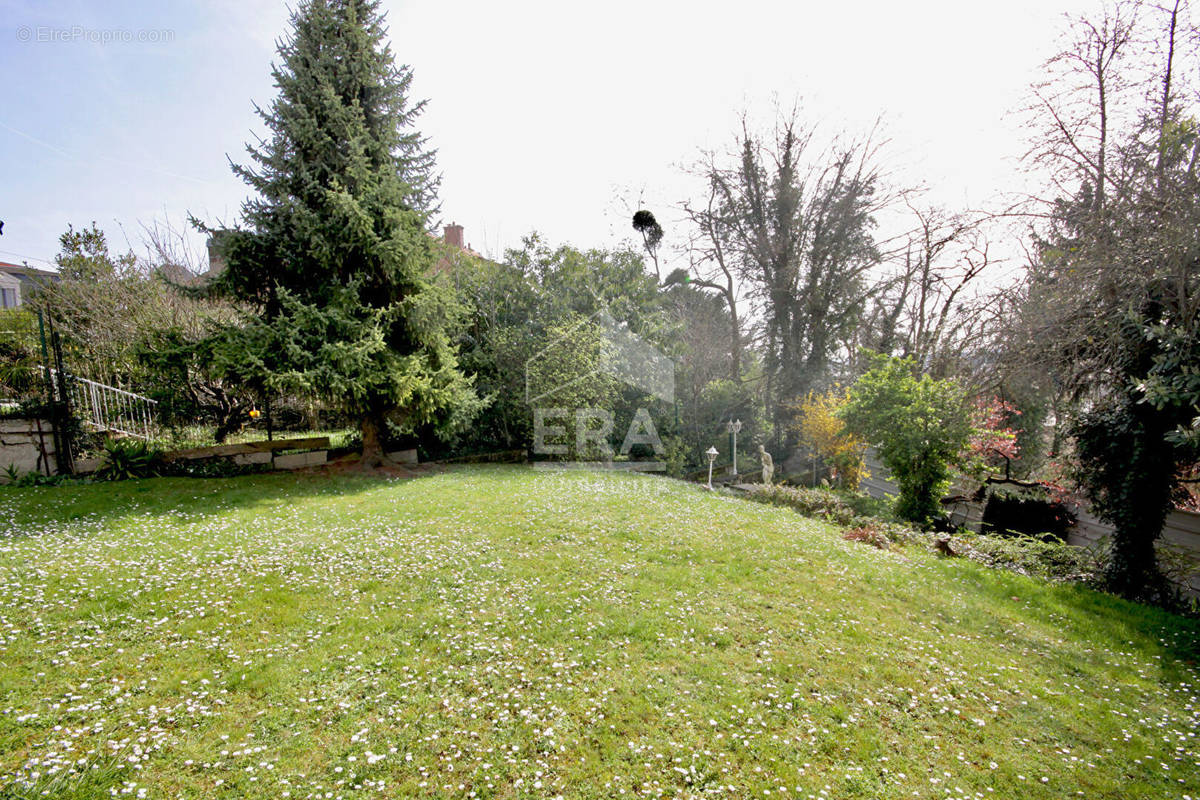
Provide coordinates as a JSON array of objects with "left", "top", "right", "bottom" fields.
[
  {"left": 1067, "top": 507, "right": 1200, "bottom": 595},
  {"left": 159, "top": 435, "right": 331, "bottom": 472},
  {"left": 70, "top": 436, "right": 333, "bottom": 476},
  {"left": 861, "top": 451, "right": 1200, "bottom": 595},
  {"left": 0, "top": 418, "right": 56, "bottom": 480},
  {"left": 273, "top": 450, "right": 327, "bottom": 470},
  {"left": 165, "top": 436, "right": 332, "bottom": 461},
  {"left": 70, "top": 437, "right": 422, "bottom": 477},
  {"left": 387, "top": 448, "right": 418, "bottom": 465}
]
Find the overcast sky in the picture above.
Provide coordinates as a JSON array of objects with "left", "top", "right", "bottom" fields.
[{"left": 1, "top": 0, "right": 1098, "bottom": 271}]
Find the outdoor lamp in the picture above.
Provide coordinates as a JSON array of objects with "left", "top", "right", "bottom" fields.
[{"left": 705, "top": 445, "right": 719, "bottom": 490}]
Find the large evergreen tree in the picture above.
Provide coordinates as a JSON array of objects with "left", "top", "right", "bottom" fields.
[
  {"left": 207, "top": 0, "right": 474, "bottom": 465},
  {"left": 1017, "top": 1, "right": 1200, "bottom": 602}
]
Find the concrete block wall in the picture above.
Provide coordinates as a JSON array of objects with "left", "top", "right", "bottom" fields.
[
  {"left": 73, "top": 447, "right": 328, "bottom": 475},
  {"left": 386, "top": 448, "right": 418, "bottom": 465},
  {"left": 0, "top": 418, "right": 55, "bottom": 480},
  {"left": 273, "top": 450, "right": 327, "bottom": 470},
  {"left": 233, "top": 451, "right": 273, "bottom": 466}
]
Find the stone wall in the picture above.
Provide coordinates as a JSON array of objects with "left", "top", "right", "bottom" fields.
[{"left": 0, "top": 418, "right": 56, "bottom": 480}]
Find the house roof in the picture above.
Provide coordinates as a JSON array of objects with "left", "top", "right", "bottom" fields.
[{"left": 0, "top": 261, "right": 59, "bottom": 285}]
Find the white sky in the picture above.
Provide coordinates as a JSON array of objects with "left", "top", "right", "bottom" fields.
[{"left": 1, "top": 0, "right": 1100, "bottom": 271}]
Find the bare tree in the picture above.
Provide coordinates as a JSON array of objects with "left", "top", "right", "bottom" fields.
[
  {"left": 1014, "top": 0, "right": 1200, "bottom": 601},
  {"left": 860, "top": 203, "right": 1007, "bottom": 385},
  {"left": 1018, "top": 0, "right": 1200, "bottom": 389},
  {"left": 690, "top": 110, "right": 896, "bottom": 448},
  {"left": 680, "top": 174, "right": 745, "bottom": 382},
  {"left": 1025, "top": 0, "right": 1142, "bottom": 214}
]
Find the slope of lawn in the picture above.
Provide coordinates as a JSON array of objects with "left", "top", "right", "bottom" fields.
[{"left": 0, "top": 466, "right": 1196, "bottom": 799}]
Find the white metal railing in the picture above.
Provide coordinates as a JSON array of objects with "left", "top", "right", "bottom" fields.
[{"left": 41, "top": 367, "right": 158, "bottom": 440}]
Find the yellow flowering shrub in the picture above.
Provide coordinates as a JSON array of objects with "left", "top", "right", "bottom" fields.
[{"left": 789, "top": 387, "right": 868, "bottom": 490}]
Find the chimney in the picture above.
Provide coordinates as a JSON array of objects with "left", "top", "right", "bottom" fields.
[
  {"left": 205, "top": 236, "right": 227, "bottom": 276},
  {"left": 443, "top": 222, "right": 464, "bottom": 249}
]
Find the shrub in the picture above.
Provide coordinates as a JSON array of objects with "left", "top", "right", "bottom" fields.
[
  {"left": 840, "top": 490, "right": 895, "bottom": 521},
  {"left": 661, "top": 435, "right": 691, "bottom": 479},
  {"left": 840, "top": 353, "right": 973, "bottom": 526},
  {"left": 980, "top": 482, "right": 1072, "bottom": 541},
  {"left": 743, "top": 484, "right": 858, "bottom": 525},
  {"left": 95, "top": 439, "right": 164, "bottom": 481},
  {"left": 955, "top": 532, "right": 1103, "bottom": 582},
  {"left": 0, "top": 309, "right": 41, "bottom": 402},
  {"left": 160, "top": 456, "right": 272, "bottom": 479},
  {"left": 2, "top": 464, "right": 76, "bottom": 487},
  {"left": 737, "top": 476, "right": 1120, "bottom": 590},
  {"left": 862, "top": 518, "right": 929, "bottom": 548},
  {"left": 789, "top": 388, "right": 868, "bottom": 489}
]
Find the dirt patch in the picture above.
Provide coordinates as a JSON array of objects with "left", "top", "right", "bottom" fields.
[{"left": 302, "top": 452, "right": 445, "bottom": 479}]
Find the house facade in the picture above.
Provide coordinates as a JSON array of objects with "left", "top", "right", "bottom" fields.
[
  {"left": 0, "top": 262, "right": 59, "bottom": 308},
  {"left": 0, "top": 271, "right": 19, "bottom": 309}
]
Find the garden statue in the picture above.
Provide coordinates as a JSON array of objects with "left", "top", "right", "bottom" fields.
[{"left": 759, "top": 445, "right": 774, "bottom": 485}]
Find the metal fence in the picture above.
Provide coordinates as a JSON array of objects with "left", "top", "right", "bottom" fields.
[{"left": 41, "top": 367, "right": 157, "bottom": 440}]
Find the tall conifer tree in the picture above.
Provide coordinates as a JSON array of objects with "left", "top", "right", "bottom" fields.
[{"left": 208, "top": 0, "right": 474, "bottom": 465}]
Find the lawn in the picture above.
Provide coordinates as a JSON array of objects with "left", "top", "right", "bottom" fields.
[
  {"left": 0, "top": 466, "right": 1196, "bottom": 799},
  {"left": 142, "top": 426, "right": 359, "bottom": 454}
]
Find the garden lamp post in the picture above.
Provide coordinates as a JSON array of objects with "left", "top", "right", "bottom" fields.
[
  {"left": 705, "top": 446, "right": 719, "bottom": 490},
  {"left": 726, "top": 419, "right": 742, "bottom": 476}
]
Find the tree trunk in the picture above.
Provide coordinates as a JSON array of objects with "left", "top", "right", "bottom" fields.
[
  {"left": 360, "top": 413, "right": 387, "bottom": 468},
  {"left": 1104, "top": 522, "right": 1170, "bottom": 602},
  {"left": 1156, "top": 0, "right": 1180, "bottom": 187},
  {"left": 214, "top": 402, "right": 243, "bottom": 445},
  {"left": 1101, "top": 404, "right": 1175, "bottom": 603},
  {"left": 728, "top": 297, "right": 742, "bottom": 382}
]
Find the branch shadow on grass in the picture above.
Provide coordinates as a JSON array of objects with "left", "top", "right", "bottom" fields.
[{"left": 0, "top": 462, "right": 460, "bottom": 535}]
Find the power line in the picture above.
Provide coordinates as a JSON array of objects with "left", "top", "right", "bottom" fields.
[{"left": 0, "top": 249, "right": 55, "bottom": 268}]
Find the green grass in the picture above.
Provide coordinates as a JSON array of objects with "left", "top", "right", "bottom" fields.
[
  {"left": 138, "top": 425, "right": 358, "bottom": 454},
  {"left": 0, "top": 466, "right": 1196, "bottom": 799}
]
